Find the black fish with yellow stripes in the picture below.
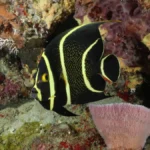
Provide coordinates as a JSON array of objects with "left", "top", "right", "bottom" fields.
[{"left": 32, "top": 22, "right": 120, "bottom": 116}]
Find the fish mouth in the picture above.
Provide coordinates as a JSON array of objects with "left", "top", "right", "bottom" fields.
[{"left": 30, "top": 88, "right": 38, "bottom": 99}]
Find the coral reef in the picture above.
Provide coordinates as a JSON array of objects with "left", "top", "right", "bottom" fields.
[
  {"left": 0, "top": 122, "right": 48, "bottom": 150},
  {"left": 0, "top": 53, "right": 34, "bottom": 106},
  {"left": 0, "top": 56, "right": 25, "bottom": 106},
  {"left": 0, "top": 3, "right": 24, "bottom": 50},
  {"left": 0, "top": 97, "right": 124, "bottom": 150},
  {"left": 30, "top": 124, "right": 105, "bottom": 150},
  {"left": 74, "top": 0, "right": 150, "bottom": 104},
  {"left": 75, "top": 0, "right": 150, "bottom": 67},
  {"left": 0, "top": 98, "right": 112, "bottom": 150},
  {"left": 0, "top": 0, "right": 76, "bottom": 105},
  {"left": 0, "top": 38, "right": 18, "bottom": 54},
  {"left": 89, "top": 103, "right": 150, "bottom": 150},
  {"left": 0, "top": 0, "right": 75, "bottom": 68},
  {"left": 0, "top": 121, "right": 105, "bottom": 150},
  {"left": 104, "top": 67, "right": 143, "bottom": 103},
  {"left": 0, "top": 93, "right": 150, "bottom": 149},
  {"left": 0, "top": 0, "right": 150, "bottom": 149}
]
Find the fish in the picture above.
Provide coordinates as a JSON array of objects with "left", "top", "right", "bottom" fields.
[{"left": 31, "top": 22, "right": 120, "bottom": 116}]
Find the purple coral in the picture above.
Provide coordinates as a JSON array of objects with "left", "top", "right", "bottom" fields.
[
  {"left": 74, "top": 0, "right": 150, "bottom": 67},
  {"left": 74, "top": 0, "right": 91, "bottom": 22},
  {"left": 0, "top": 79, "right": 21, "bottom": 105},
  {"left": 89, "top": 103, "right": 150, "bottom": 150}
]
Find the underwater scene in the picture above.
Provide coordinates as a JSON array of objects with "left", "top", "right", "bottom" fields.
[{"left": 0, "top": 0, "right": 150, "bottom": 149}]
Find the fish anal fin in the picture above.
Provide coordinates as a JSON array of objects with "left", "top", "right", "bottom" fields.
[{"left": 53, "top": 106, "right": 78, "bottom": 116}]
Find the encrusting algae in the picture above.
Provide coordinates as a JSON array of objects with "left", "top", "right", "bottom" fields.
[{"left": 0, "top": 122, "right": 49, "bottom": 150}]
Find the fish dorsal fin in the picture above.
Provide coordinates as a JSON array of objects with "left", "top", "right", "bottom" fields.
[
  {"left": 100, "top": 54, "right": 120, "bottom": 83},
  {"left": 82, "top": 38, "right": 104, "bottom": 64},
  {"left": 62, "top": 20, "right": 121, "bottom": 48},
  {"left": 62, "top": 22, "right": 103, "bottom": 50},
  {"left": 45, "top": 13, "right": 78, "bottom": 46}
]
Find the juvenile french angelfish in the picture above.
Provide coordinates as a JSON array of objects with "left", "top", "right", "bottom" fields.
[{"left": 31, "top": 22, "right": 120, "bottom": 116}]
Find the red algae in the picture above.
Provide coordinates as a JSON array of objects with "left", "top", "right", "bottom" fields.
[
  {"left": 117, "top": 91, "right": 132, "bottom": 102},
  {"left": 29, "top": 118, "right": 106, "bottom": 150}
]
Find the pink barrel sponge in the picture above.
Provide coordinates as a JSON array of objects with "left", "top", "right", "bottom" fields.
[{"left": 89, "top": 103, "right": 150, "bottom": 150}]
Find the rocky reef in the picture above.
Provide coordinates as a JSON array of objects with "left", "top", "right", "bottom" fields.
[{"left": 0, "top": 0, "right": 150, "bottom": 149}]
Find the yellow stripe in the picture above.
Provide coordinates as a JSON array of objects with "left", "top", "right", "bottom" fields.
[
  {"left": 42, "top": 53, "right": 55, "bottom": 110},
  {"left": 82, "top": 39, "right": 103, "bottom": 93},
  {"left": 59, "top": 24, "right": 87, "bottom": 104},
  {"left": 100, "top": 54, "right": 120, "bottom": 82},
  {"left": 101, "top": 55, "right": 110, "bottom": 81},
  {"left": 59, "top": 22, "right": 102, "bottom": 104},
  {"left": 33, "top": 69, "right": 42, "bottom": 101}
]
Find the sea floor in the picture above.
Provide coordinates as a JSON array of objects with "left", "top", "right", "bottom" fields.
[{"left": 0, "top": 97, "right": 150, "bottom": 150}]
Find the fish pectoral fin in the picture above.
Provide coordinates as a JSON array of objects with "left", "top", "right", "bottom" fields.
[{"left": 53, "top": 106, "right": 78, "bottom": 116}]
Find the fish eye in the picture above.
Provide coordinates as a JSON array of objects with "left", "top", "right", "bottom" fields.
[{"left": 41, "top": 73, "right": 48, "bottom": 82}]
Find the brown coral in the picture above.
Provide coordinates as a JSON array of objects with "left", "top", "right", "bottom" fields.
[
  {"left": 138, "top": 0, "right": 150, "bottom": 9},
  {"left": 0, "top": 3, "right": 24, "bottom": 50}
]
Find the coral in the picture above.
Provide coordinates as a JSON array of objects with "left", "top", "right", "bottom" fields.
[
  {"left": 0, "top": 0, "right": 75, "bottom": 64},
  {"left": 0, "top": 122, "right": 44, "bottom": 150},
  {"left": 74, "top": 0, "right": 150, "bottom": 104},
  {"left": 0, "top": 78, "right": 21, "bottom": 105},
  {"left": 0, "top": 102, "right": 107, "bottom": 150},
  {"left": 142, "top": 33, "right": 150, "bottom": 49},
  {"left": 0, "top": 38, "right": 18, "bottom": 54},
  {"left": 1, "top": 0, "right": 150, "bottom": 149},
  {"left": 0, "top": 3, "right": 25, "bottom": 50},
  {"left": 0, "top": 55, "right": 33, "bottom": 106},
  {"left": 74, "top": 0, "right": 94, "bottom": 23},
  {"left": 9, "top": 0, "right": 75, "bottom": 36},
  {"left": 104, "top": 66, "right": 143, "bottom": 103},
  {"left": 89, "top": 103, "right": 150, "bottom": 150},
  {"left": 74, "top": 0, "right": 150, "bottom": 67},
  {"left": 138, "top": 0, "right": 150, "bottom": 9},
  {"left": 29, "top": 123, "right": 105, "bottom": 150},
  {"left": 0, "top": 0, "right": 76, "bottom": 105}
]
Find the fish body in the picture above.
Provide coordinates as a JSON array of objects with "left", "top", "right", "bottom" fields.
[{"left": 32, "top": 22, "right": 120, "bottom": 116}]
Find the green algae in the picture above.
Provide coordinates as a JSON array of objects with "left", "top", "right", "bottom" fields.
[{"left": 0, "top": 122, "right": 51, "bottom": 150}]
